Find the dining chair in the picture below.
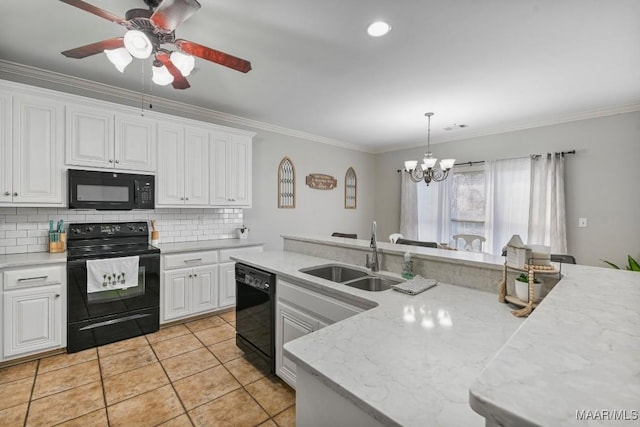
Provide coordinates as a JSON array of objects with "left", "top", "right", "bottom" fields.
[
  {"left": 395, "top": 238, "right": 438, "bottom": 248},
  {"left": 388, "top": 233, "right": 403, "bottom": 243},
  {"left": 331, "top": 232, "right": 358, "bottom": 239},
  {"left": 452, "top": 234, "right": 486, "bottom": 252}
]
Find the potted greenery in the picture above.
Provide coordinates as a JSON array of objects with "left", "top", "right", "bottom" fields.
[
  {"left": 602, "top": 255, "right": 640, "bottom": 272},
  {"left": 515, "top": 273, "right": 543, "bottom": 302}
]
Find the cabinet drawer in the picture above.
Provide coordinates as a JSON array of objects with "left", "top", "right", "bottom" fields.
[
  {"left": 4, "top": 265, "right": 64, "bottom": 290},
  {"left": 219, "top": 245, "right": 263, "bottom": 262},
  {"left": 163, "top": 250, "right": 219, "bottom": 270}
]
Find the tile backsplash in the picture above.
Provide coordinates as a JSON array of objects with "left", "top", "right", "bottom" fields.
[{"left": 0, "top": 207, "right": 244, "bottom": 255}]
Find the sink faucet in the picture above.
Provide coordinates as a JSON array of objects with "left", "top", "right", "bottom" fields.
[{"left": 366, "top": 220, "right": 379, "bottom": 272}]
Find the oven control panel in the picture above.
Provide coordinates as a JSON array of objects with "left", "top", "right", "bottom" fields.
[
  {"left": 68, "top": 222, "right": 149, "bottom": 238},
  {"left": 235, "top": 266, "right": 272, "bottom": 291}
]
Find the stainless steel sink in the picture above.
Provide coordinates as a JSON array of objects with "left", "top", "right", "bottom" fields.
[
  {"left": 343, "top": 276, "right": 402, "bottom": 292},
  {"left": 299, "top": 264, "right": 369, "bottom": 282}
]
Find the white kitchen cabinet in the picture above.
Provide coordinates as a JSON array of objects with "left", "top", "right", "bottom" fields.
[
  {"left": 163, "top": 264, "right": 219, "bottom": 321},
  {"left": 0, "top": 93, "right": 65, "bottom": 206},
  {"left": 218, "top": 261, "right": 236, "bottom": 308},
  {"left": 275, "top": 278, "right": 364, "bottom": 388},
  {"left": 66, "top": 105, "right": 156, "bottom": 172},
  {"left": 156, "top": 123, "right": 209, "bottom": 206},
  {"left": 210, "top": 131, "right": 252, "bottom": 207},
  {"left": 2, "top": 264, "right": 66, "bottom": 361}
]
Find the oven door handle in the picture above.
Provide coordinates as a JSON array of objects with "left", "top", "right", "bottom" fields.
[
  {"left": 67, "top": 252, "right": 159, "bottom": 267},
  {"left": 78, "top": 313, "right": 153, "bottom": 331}
]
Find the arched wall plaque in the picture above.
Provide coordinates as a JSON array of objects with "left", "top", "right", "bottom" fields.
[
  {"left": 278, "top": 157, "right": 295, "bottom": 208},
  {"left": 345, "top": 167, "right": 357, "bottom": 209}
]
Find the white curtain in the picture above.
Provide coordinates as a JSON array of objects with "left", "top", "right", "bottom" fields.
[
  {"left": 417, "top": 178, "right": 452, "bottom": 244},
  {"left": 484, "top": 157, "right": 532, "bottom": 255},
  {"left": 528, "top": 154, "right": 568, "bottom": 254},
  {"left": 399, "top": 171, "right": 418, "bottom": 239}
]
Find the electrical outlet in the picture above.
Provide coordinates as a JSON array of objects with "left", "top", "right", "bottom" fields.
[{"left": 578, "top": 218, "right": 587, "bottom": 228}]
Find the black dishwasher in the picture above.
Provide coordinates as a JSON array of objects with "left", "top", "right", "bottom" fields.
[{"left": 235, "top": 263, "right": 276, "bottom": 372}]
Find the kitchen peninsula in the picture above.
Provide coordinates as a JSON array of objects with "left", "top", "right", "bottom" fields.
[{"left": 232, "top": 235, "right": 640, "bottom": 427}]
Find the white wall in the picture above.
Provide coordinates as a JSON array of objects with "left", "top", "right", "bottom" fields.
[
  {"left": 244, "top": 131, "right": 375, "bottom": 250},
  {"left": 374, "top": 111, "right": 640, "bottom": 267}
]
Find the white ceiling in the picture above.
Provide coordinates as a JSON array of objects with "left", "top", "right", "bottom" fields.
[{"left": 1, "top": 0, "right": 639, "bottom": 152}]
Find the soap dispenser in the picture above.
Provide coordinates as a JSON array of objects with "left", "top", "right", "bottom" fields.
[{"left": 402, "top": 251, "right": 414, "bottom": 279}]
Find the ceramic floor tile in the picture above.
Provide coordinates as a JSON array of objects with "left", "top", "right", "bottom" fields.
[
  {"left": 273, "top": 405, "right": 296, "bottom": 427},
  {"left": 151, "top": 333, "right": 203, "bottom": 360},
  {"left": 160, "top": 347, "right": 220, "bottom": 382},
  {"left": 103, "top": 362, "right": 169, "bottom": 405},
  {"left": 173, "top": 365, "right": 241, "bottom": 410},
  {"left": 193, "top": 323, "right": 236, "bottom": 346},
  {"left": 224, "top": 353, "right": 270, "bottom": 385},
  {"left": 184, "top": 315, "right": 226, "bottom": 332},
  {"left": 257, "top": 420, "right": 278, "bottom": 427},
  {"left": 0, "top": 402, "right": 28, "bottom": 426},
  {"left": 146, "top": 324, "right": 191, "bottom": 344},
  {"left": 26, "top": 381, "right": 104, "bottom": 427},
  {"left": 97, "top": 335, "right": 149, "bottom": 358},
  {"left": 55, "top": 408, "right": 108, "bottom": 427},
  {"left": 219, "top": 310, "right": 236, "bottom": 323},
  {"left": 38, "top": 348, "right": 97, "bottom": 374},
  {"left": 0, "top": 360, "right": 37, "bottom": 385},
  {"left": 107, "top": 384, "right": 184, "bottom": 427},
  {"left": 157, "top": 413, "right": 194, "bottom": 427},
  {"left": 208, "top": 338, "right": 251, "bottom": 363},
  {"left": 246, "top": 376, "right": 296, "bottom": 417},
  {"left": 99, "top": 345, "right": 157, "bottom": 378},
  {"left": 189, "top": 388, "right": 269, "bottom": 427},
  {"left": 32, "top": 359, "right": 100, "bottom": 399},
  {"left": 0, "top": 377, "right": 33, "bottom": 410}
]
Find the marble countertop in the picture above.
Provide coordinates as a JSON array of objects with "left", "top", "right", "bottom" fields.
[
  {"left": 152, "top": 239, "right": 263, "bottom": 254},
  {"left": 469, "top": 264, "right": 640, "bottom": 427},
  {"left": 0, "top": 251, "right": 67, "bottom": 269},
  {"left": 232, "top": 250, "right": 523, "bottom": 426}
]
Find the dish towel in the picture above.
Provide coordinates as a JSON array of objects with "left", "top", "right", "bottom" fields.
[
  {"left": 86, "top": 256, "right": 139, "bottom": 294},
  {"left": 391, "top": 275, "right": 438, "bottom": 295}
]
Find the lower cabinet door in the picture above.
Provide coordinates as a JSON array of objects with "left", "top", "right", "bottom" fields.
[
  {"left": 192, "top": 265, "right": 219, "bottom": 314},
  {"left": 276, "top": 301, "right": 319, "bottom": 389},
  {"left": 163, "top": 270, "right": 191, "bottom": 321},
  {"left": 218, "top": 261, "right": 236, "bottom": 308},
  {"left": 3, "top": 285, "right": 62, "bottom": 358}
]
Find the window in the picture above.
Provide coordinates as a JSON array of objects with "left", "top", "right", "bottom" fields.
[{"left": 449, "top": 166, "right": 486, "bottom": 237}]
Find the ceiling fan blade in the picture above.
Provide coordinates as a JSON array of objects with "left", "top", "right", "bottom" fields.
[
  {"left": 151, "top": 0, "right": 201, "bottom": 32},
  {"left": 156, "top": 51, "right": 191, "bottom": 90},
  {"left": 174, "top": 39, "right": 252, "bottom": 73},
  {"left": 62, "top": 37, "right": 125, "bottom": 58},
  {"left": 59, "top": 0, "right": 127, "bottom": 26}
]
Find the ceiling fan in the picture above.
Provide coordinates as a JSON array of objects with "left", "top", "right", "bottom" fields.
[{"left": 59, "top": 0, "right": 252, "bottom": 90}]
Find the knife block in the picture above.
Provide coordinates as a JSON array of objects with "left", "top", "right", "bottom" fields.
[{"left": 49, "top": 232, "right": 66, "bottom": 253}]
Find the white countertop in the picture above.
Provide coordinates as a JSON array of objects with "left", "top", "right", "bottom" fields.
[
  {"left": 469, "top": 264, "right": 640, "bottom": 427},
  {"left": 155, "top": 238, "right": 263, "bottom": 254},
  {"left": 0, "top": 251, "right": 67, "bottom": 269},
  {"left": 232, "top": 250, "right": 523, "bottom": 426}
]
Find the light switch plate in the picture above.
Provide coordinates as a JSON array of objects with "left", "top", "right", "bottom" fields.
[{"left": 578, "top": 217, "right": 587, "bottom": 228}]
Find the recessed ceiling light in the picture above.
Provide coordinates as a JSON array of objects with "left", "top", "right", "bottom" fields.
[{"left": 367, "top": 21, "right": 391, "bottom": 37}]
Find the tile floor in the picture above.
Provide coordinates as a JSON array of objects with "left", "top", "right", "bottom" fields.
[{"left": 0, "top": 311, "right": 296, "bottom": 426}]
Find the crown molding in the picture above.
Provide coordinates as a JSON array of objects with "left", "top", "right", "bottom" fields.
[{"left": 0, "top": 60, "right": 369, "bottom": 153}]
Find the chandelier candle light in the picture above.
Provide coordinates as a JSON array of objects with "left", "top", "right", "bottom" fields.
[{"left": 404, "top": 113, "right": 456, "bottom": 185}]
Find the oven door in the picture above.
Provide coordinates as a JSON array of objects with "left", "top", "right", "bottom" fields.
[
  {"left": 68, "top": 169, "right": 136, "bottom": 210},
  {"left": 67, "top": 253, "right": 160, "bottom": 323}
]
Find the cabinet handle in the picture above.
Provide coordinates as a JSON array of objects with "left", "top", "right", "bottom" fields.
[
  {"left": 185, "top": 197, "right": 189, "bottom": 201},
  {"left": 184, "top": 258, "right": 202, "bottom": 263},
  {"left": 189, "top": 274, "right": 193, "bottom": 278},
  {"left": 193, "top": 273, "right": 198, "bottom": 277},
  {"left": 180, "top": 197, "right": 185, "bottom": 200},
  {"left": 13, "top": 192, "right": 18, "bottom": 197},
  {"left": 55, "top": 294, "right": 61, "bottom": 298},
  {"left": 3, "top": 191, "right": 9, "bottom": 196},
  {"left": 109, "top": 159, "right": 114, "bottom": 163},
  {"left": 18, "top": 276, "right": 48, "bottom": 282},
  {"left": 115, "top": 160, "right": 120, "bottom": 164}
]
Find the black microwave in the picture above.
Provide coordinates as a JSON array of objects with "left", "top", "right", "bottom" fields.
[{"left": 68, "top": 169, "right": 155, "bottom": 210}]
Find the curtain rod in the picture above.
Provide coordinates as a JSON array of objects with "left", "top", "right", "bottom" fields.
[{"left": 396, "top": 150, "right": 575, "bottom": 172}]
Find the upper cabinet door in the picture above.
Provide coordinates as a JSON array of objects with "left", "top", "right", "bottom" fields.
[
  {"left": 65, "top": 104, "right": 114, "bottom": 169},
  {"left": 114, "top": 113, "right": 156, "bottom": 172},
  {"left": 184, "top": 127, "right": 209, "bottom": 206},
  {"left": 210, "top": 132, "right": 232, "bottom": 206},
  {"left": 12, "top": 94, "right": 64, "bottom": 204},
  {"left": 156, "top": 122, "right": 185, "bottom": 206},
  {"left": 0, "top": 91, "right": 12, "bottom": 203},
  {"left": 209, "top": 131, "right": 252, "bottom": 207},
  {"left": 231, "top": 136, "right": 252, "bottom": 207}
]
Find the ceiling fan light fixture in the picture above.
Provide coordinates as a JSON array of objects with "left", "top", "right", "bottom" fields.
[
  {"left": 152, "top": 62, "right": 174, "bottom": 86},
  {"left": 124, "top": 29, "right": 153, "bottom": 59},
  {"left": 104, "top": 48, "right": 132, "bottom": 73},
  {"left": 170, "top": 51, "right": 195, "bottom": 76},
  {"left": 367, "top": 21, "right": 391, "bottom": 37}
]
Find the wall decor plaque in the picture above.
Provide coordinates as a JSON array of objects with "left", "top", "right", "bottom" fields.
[
  {"left": 344, "top": 167, "right": 357, "bottom": 209},
  {"left": 278, "top": 157, "right": 296, "bottom": 208},
  {"left": 305, "top": 174, "right": 337, "bottom": 190}
]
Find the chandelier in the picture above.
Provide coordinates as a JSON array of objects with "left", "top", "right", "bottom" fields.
[{"left": 404, "top": 113, "right": 456, "bottom": 185}]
